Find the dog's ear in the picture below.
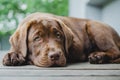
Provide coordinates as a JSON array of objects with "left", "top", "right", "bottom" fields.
[
  {"left": 55, "top": 19, "right": 73, "bottom": 54},
  {"left": 9, "top": 21, "right": 33, "bottom": 57}
]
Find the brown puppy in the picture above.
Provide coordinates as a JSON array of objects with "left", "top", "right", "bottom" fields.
[{"left": 2, "top": 12, "right": 120, "bottom": 67}]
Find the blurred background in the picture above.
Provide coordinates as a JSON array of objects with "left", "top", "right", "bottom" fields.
[{"left": 0, "top": 0, "right": 120, "bottom": 51}]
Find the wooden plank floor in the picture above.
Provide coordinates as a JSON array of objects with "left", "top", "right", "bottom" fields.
[{"left": 0, "top": 51, "right": 120, "bottom": 80}]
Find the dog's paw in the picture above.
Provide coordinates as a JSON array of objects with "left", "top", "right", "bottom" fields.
[
  {"left": 88, "top": 52, "right": 108, "bottom": 64},
  {"left": 3, "top": 52, "right": 25, "bottom": 66}
]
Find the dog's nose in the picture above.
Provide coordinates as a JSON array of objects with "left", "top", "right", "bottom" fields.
[{"left": 49, "top": 53, "right": 60, "bottom": 61}]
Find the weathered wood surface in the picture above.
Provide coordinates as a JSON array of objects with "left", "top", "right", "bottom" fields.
[{"left": 0, "top": 51, "right": 120, "bottom": 80}]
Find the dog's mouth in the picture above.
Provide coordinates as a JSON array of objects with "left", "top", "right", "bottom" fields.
[
  {"left": 33, "top": 52, "right": 66, "bottom": 67},
  {"left": 49, "top": 60, "right": 62, "bottom": 67},
  {"left": 49, "top": 59, "right": 66, "bottom": 67},
  {"left": 46, "top": 52, "right": 66, "bottom": 67}
]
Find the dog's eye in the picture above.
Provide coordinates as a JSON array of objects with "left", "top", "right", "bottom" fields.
[
  {"left": 56, "top": 32, "right": 61, "bottom": 39},
  {"left": 34, "top": 36, "right": 41, "bottom": 41}
]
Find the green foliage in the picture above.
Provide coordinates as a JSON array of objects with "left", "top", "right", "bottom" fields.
[{"left": 0, "top": 0, "right": 68, "bottom": 36}]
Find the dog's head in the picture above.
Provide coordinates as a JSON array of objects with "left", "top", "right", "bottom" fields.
[
  {"left": 28, "top": 19, "right": 72, "bottom": 67},
  {"left": 9, "top": 13, "right": 73, "bottom": 67}
]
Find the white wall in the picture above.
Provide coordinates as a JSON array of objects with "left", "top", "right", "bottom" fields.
[
  {"left": 102, "top": 0, "right": 120, "bottom": 34},
  {"left": 69, "top": 0, "right": 120, "bottom": 34},
  {"left": 69, "top": 0, "right": 89, "bottom": 18},
  {"left": 86, "top": 4, "right": 102, "bottom": 21}
]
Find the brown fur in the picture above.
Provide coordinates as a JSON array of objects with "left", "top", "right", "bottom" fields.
[{"left": 2, "top": 12, "right": 120, "bottom": 67}]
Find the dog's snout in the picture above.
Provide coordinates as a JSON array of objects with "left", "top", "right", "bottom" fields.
[{"left": 49, "top": 53, "right": 60, "bottom": 61}]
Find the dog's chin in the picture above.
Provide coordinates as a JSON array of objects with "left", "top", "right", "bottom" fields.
[
  {"left": 49, "top": 61, "right": 66, "bottom": 67},
  {"left": 41, "top": 60, "right": 66, "bottom": 67},
  {"left": 34, "top": 56, "right": 66, "bottom": 67},
  {"left": 36, "top": 62, "right": 66, "bottom": 67},
  {"left": 34, "top": 60, "right": 66, "bottom": 67}
]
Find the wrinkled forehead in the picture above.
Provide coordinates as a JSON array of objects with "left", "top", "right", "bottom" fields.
[
  {"left": 28, "top": 19, "right": 62, "bottom": 40},
  {"left": 29, "top": 19, "right": 61, "bottom": 32}
]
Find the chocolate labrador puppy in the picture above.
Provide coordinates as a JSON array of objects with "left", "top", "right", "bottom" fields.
[{"left": 3, "top": 12, "right": 120, "bottom": 67}]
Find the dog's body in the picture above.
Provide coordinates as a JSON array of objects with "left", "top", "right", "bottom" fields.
[{"left": 3, "top": 12, "right": 120, "bottom": 67}]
